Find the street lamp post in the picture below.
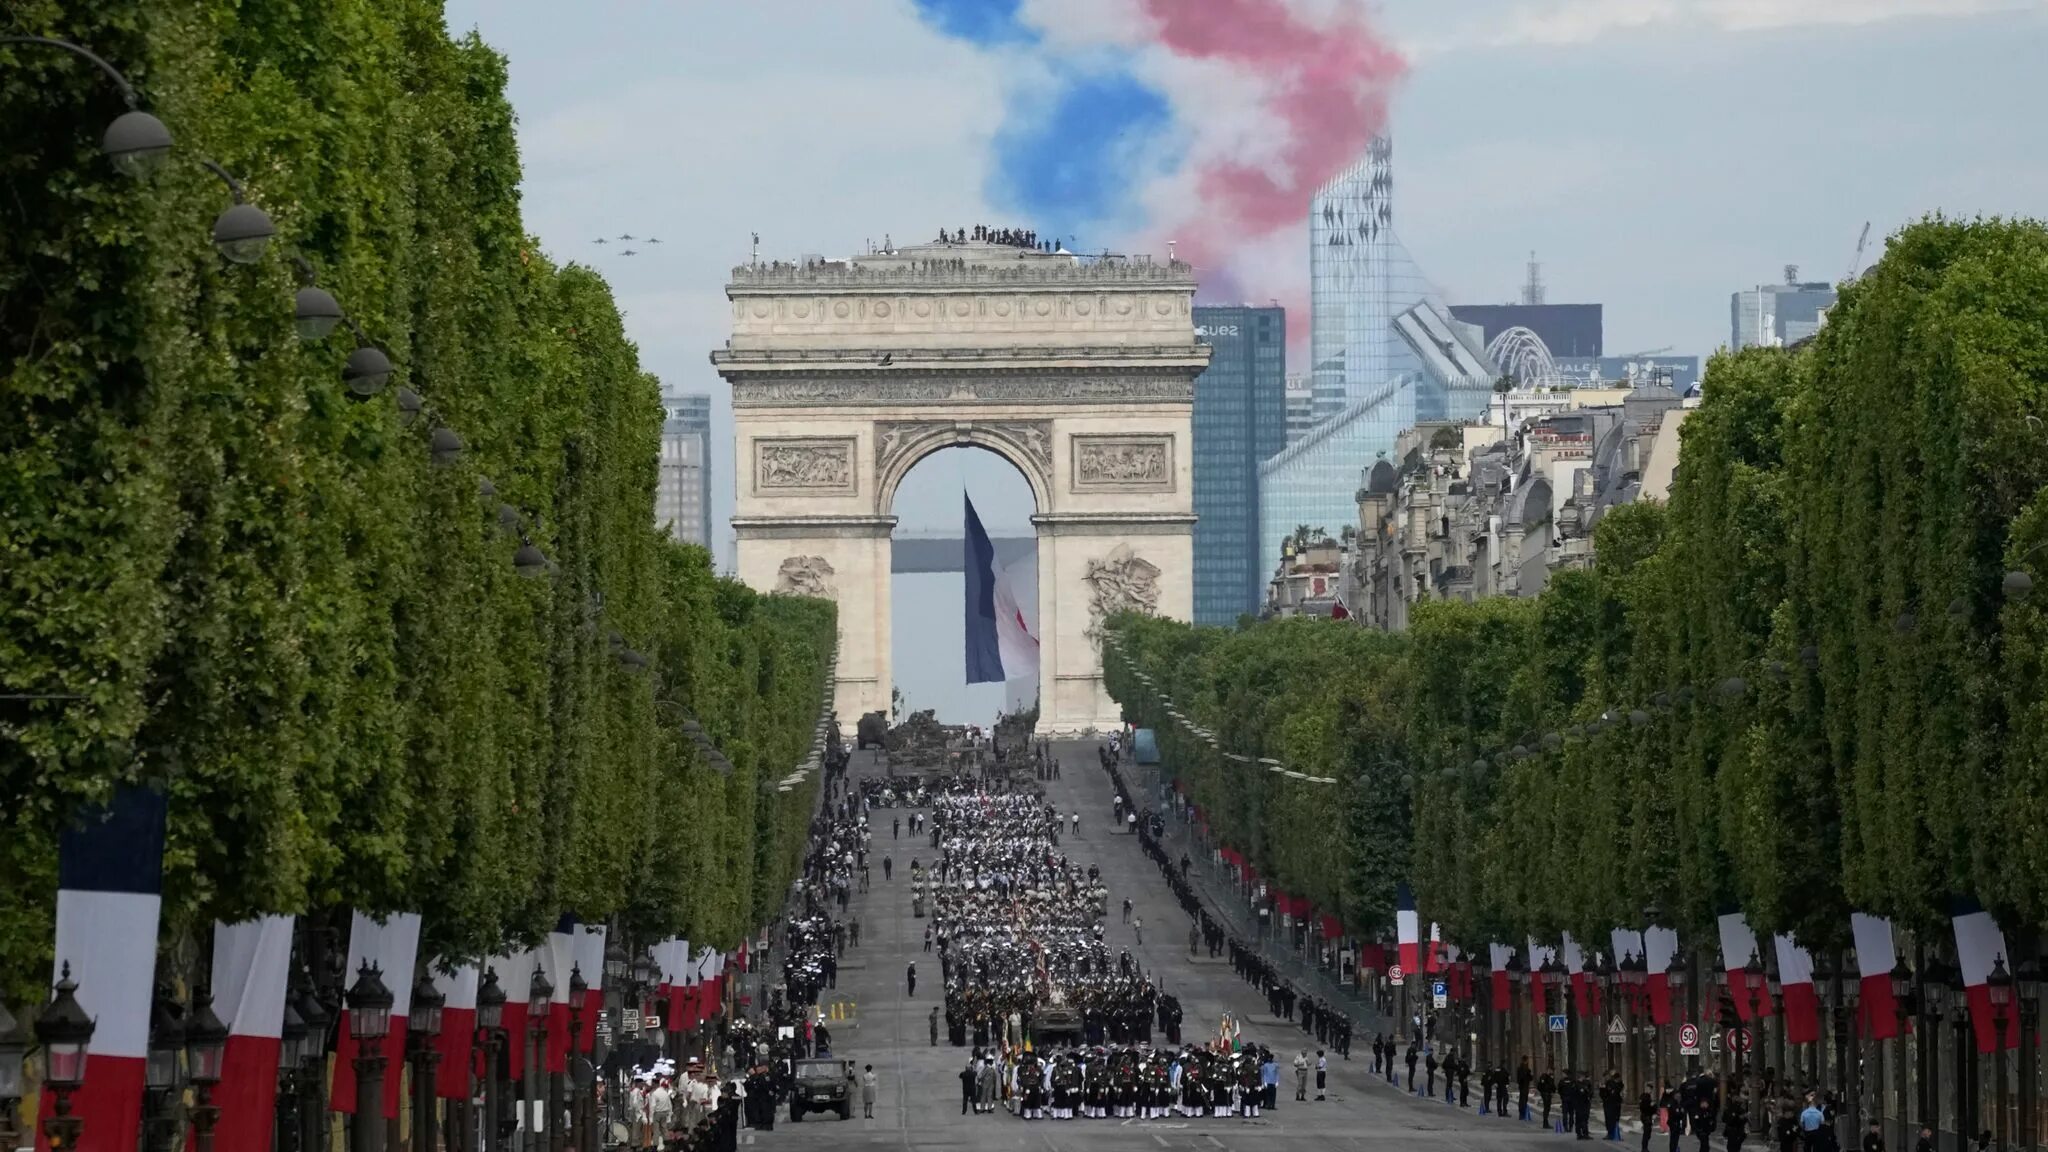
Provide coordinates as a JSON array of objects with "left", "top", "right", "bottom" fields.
[
  {"left": 1840, "top": 966, "right": 1861, "bottom": 1134},
  {"left": 1620, "top": 952, "right": 1647, "bottom": 1102},
  {"left": 527, "top": 966, "right": 555, "bottom": 1152},
  {"left": 2016, "top": 957, "right": 2041, "bottom": 1152},
  {"left": 187, "top": 988, "right": 230, "bottom": 1152},
  {"left": 296, "top": 985, "right": 333, "bottom": 1152},
  {"left": 346, "top": 962, "right": 396, "bottom": 1152},
  {"left": 1990, "top": 957, "right": 2015, "bottom": 1149},
  {"left": 0, "top": 36, "right": 174, "bottom": 177},
  {"left": 1744, "top": 948, "right": 1768, "bottom": 1121},
  {"left": 411, "top": 971, "right": 446, "bottom": 1152},
  {"left": 1666, "top": 954, "right": 1690, "bottom": 1078},
  {"left": 1920, "top": 956, "right": 1952, "bottom": 1142},
  {"left": 477, "top": 969, "right": 507, "bottom": 1152},
  {"left": 35, "top": 964, "right": 96, "bottom": 1150},
  {"left": 1508, "top": 952, "right": 1529, "bottom": 1082},
  {"left": 0, "top": 1002, "right": 27, "bottom": 1152},
  {"left": 144, "top": 987, "right": 187, "bottom": 1152},
  {"left": 564, "top": 965, "right": 587, "bottom": 1152},
  {"left": 277, "top": 998, "right": 307, "bottom": 1152},
  {"left": 1890, "top": 958, "right": 1916, "bottom": 1149}
]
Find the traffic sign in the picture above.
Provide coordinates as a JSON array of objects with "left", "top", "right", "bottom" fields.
[
  {"left": 1431, "top": 980, "right": 1448, "bottom": 1007},
  {"left": 1709, "top": 1031, "right": 1722, "bottom": 1054},
  {"left": 1678, "top": 1023, "right": 1701, "bottom": 1056},
  {"left": 645, "top": 1014, "right": 663, "bottom": 1031},
  {"left": 623, "top": 1008, "right": 642, "bottom": 1033},
  {"left": 1388, "top": 964, "right": 1405, "bottom": 987},
  {"left": 1547, "top": 1014, "right": 1568, "bottom": 1033},
  {"left": 1725, "top": 1027, "right": 1753, "bottom": 1053},
  {"left": 1606, "top": 1016, "right": 1626, "bottom": 1043}
]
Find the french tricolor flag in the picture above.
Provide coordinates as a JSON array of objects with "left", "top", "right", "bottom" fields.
[
  {"left": 487, "top": 950, "right": 535, "bottom": 1079},
  {"left": 573, "top": 923, "right": 607, "bottom": 1054},
  {"left": 1772, "top": 934, "right": 1822, "bottom": 1045},
  {"left": 331, "top": 911, "right": 420, "bottom": 1119},
  {"left": 1526, "top": 937, "right": 1557, "bottom": 1018},
  {"left": 963, "top": 492, "right": 1039, "bottom": 686},
  {"left": 1643, "top": 925, "right": 1680, "bottom": 1026},
  {"left": 1716, "top": 911, "right": 1772, "bottom": 1021},
  {"left": 1396, "top": 884, "right": 1420, "bottom": 974},
  {"left": 1850, "top": 914, "right": 1902, "bottom": 1040},
  {"left": 42, "top": 786, "right": 166, "bottom": 1152},
  {"left": 432, "top": 963, "right": 479, "bottom": 1100},
  {"left": 209, "top": 916, "right": 294, "bottom": 1152},
  {"left": 1488, "top": 942, "right": 1514, "bottom": 1011},
  {"left": 1953, "top": 898, "right": 2019, "bottom": 1053},
  {"left": 1610, "top": 929, "right": 1645, "bottom": 973}
]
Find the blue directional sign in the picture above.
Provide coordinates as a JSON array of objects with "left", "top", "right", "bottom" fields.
[
  {"left": 1432, "top": 981, "right": 1447, "bottom": 998},
  {"left": 1547, "top": 1014, "right": 1568, "bottom": 1033}
]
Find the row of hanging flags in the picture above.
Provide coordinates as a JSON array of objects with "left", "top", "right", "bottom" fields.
[
  {"left": 45, "top": 786, "right": 738, "bottom": 1152},
  {"left": 1392, "top": 884, "right": 2023, "bottom": 1055}
]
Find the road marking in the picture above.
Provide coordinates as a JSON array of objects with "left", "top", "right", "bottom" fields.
[{"left": 1154, "top": 1135, "right": 1170, "bottom": 1146}]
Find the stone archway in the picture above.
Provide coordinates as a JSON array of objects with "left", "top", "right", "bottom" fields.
[{"left": 712, "top": 239, "right": 1209, "bottom": 737}]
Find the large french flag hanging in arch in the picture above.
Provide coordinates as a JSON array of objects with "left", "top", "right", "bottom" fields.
[
  {"left": 42, "top": 785, "right": 166, "bottom": 1152},
  {"left": 964, "top": 492, "right": 1038, "bottom": 685}
]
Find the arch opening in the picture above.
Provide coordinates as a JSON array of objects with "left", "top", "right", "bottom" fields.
[{"left": 889, "top": 445, "right": 1041, "bottom": 726}]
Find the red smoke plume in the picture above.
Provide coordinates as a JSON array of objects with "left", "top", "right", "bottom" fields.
[{"left": 1139, "top": 0, "right": 1405, "bottom": 355}]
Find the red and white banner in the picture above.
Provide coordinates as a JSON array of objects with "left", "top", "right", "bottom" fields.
[
  {"left": 432, "top": 962, "right": 480, "bottom": 1100},
  {"left": 331, "top": 911, "right": 420, "bottom": 1119},
  {"left": 210, "top": 916, "right": 294, "bottom": 1152},
  {"left": 1953, "top": 900, "right": 2018, "bottom": 1053},
  {"left": 1488, "top": 942, "right": 1514, "bottom": 1010},
  {"left": 486, "top": 950, "right": 536, "bottom": 1079},
  {"left": 662, "top": 939, "right": 692, "bottom": 1033},
  {"left": 1643, "top": 926, "right": 1680, "bottom": 1026},
  {"left": 43, "top": 786, "right": 167, "bottom": 1152},
  {"left": 1772, "top": 934, "right": 1822, "bottom": 1045},
  {"left": 1850, "top": 914, "right": 1902, "bottom": 1040},
  {"left": 1716, "top": 912, "right": 1772, "bottom": 1020}
]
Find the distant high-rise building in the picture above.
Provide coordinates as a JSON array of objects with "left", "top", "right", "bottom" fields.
[
  {"left": 1309, "top": 135, "right": 1396, "bottom": 424},
  {"left": 658, "top": 393, "right": 713, "bottom": 546},
  {"left": 1193, "top": 306, "right": 1287, "bottom": 626},
  {"left": 1283, "top": 374, "right": 1315, "bottom": 445},
  {"left": 1731, "top": 267, "right": 1837, "bottom": 349}
]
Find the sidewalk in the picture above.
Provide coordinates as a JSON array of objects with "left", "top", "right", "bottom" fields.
[{"left": 1153, "top": 803, "right": 1389, "bottom": 1037}]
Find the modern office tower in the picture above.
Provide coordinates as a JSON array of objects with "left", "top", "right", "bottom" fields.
[
  {"left": 657, "top": 393, "right": 713, "bottom": 546},
  {"left": 1192, "top": 306, "right": 1287, "bottom": 625}
]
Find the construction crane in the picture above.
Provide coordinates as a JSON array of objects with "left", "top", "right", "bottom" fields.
[{"left": 1846, "top": 221, "right": 1872, "bottom": 283}]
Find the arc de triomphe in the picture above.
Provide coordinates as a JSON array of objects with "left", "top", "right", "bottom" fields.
[{"left": 711, "top": 240, "right": 1209, "bottom": 736}]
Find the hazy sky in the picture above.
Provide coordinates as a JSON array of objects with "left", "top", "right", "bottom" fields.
[{"left": 442, "top": 0, "right": 2045, "bottom": 720}]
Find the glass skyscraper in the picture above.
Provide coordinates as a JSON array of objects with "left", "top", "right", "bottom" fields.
[
  {"left": 1309, "top": 135, "right": 1394, "bottom": 424},
  {"left": 1261, "top": 135, "right": 1495, "bottom": 585},
  {"left": 1192, "top": 306, "right": 1287, "bottom": 625},
  {"left": 658, "top": 393, "right": 714, "bottom": 547}
]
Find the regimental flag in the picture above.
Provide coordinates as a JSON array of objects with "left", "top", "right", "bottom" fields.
[
  {"left": 331, "top": 911, "right": 420, "bottom": 1119},
  {"left": 209, "top": 916, "right": 294, "bottom": 1152},
  {"left": 1953, "top": 898, "right": 2019, "bottom": 1053},
  {"left": 1489, "top": 942, "right": 1515, "bottom": 1011},
  {"left": 1396, "top": 884, "right": 1421, "bottom": 974},
  {"left": 486, "top": 950, "right": 535, "bottom": 1080},
  {"left": 1850, "top": 914, "right": 1903, "bottom": 1040},
  {"left": 963, "top": 493, "right": 1038, "bottom": 685},
  {"left": 1773, "top": 934, "right": 1822, "bottom": 1045},
  {"left": 1716, "top": 911, "right": 1772, "bottom": 1021},
  {"left": 42, "top": 786, "right": 167, "bottom": 1152},
  {"left": 1526, "top": 938, "right": 1557, "bottom": 1018},
  {"left": 1643, "top": 925, "right": 1680, "bottom": 1026},
  {"left": 432, "top": 963, "right": 480, "bottom": 1100}
]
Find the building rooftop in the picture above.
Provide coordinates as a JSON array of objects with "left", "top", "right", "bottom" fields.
[{"left": 729, "top": 238, "right": 1192, "bottom": 289}]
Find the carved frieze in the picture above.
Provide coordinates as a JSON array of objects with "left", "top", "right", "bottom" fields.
[
  {"left": 754, "top": 437, "right": 855, "bottom": 494},
  {"left": 874, "top": 420, "right": 1053, "bottom": 487},
  {"left": 1071, "top": 435, "right": 1174, "bottom": 493},
  {"left": 1083, "top": 543, "right": 1162, "bottom": 648},
  {"left": 731, "top": 376, "right": 1193, "bottom": 409},
  {"left": 775, "top": 556, "right": 836, "bottom": 599}
]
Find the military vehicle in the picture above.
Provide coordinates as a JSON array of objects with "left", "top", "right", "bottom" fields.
[
  {"left": 856, "top": 711, "right": 888, "bottom": 750},
  {"left": 1030, "top": 1005, "right": 1085, "bottom": 1049},
  {"left": 790, "top": 1057, "right": 854, "bottom": 1121}
]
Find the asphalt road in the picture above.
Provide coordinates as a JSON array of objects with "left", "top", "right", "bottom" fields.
[{"left": 745, "top": 742, "right": 1579, "bottom": 1152}]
